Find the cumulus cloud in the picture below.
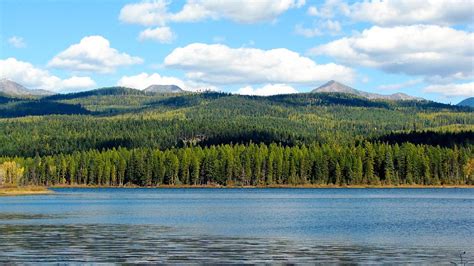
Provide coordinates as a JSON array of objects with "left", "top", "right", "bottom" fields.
[
  {"left": 8, "top": 36, "right": 26, "bottom": 48},
  {"left": 236, "top": 84, "right": 298, "bottom": 96},
  {"left": 48, "top": 35, "right": 143, "bottom": 73},
  {"left": 423, "top": 82, "right": 474, "bottom": 98},
  {"left": 171, "top": 0, "right": 306, "bottom": 23},
  {"left": 59, "top": 76, "right": 96, "bottom": 90},
  {"left": 139, "top": 27, "right": 175, "bottom": 43},
  {"left": 120, "top": 0, "right": 305, "bottom": 43},
  {"left": 117, "top": 72, "right": 186, "bottom": 90},
  {"left": 307, "top": 0, "right": 349, "bottom": 19},
  {"left": 117, "top": 72, "right": 218, "bottom": 92},
  {"left": 119, "top": 0, "right": 169, "bottom": 26},
  {"left": 308, "top": 0, "right": 473, "bottom": 26},
  {"left": 120, "top": 0, "right": 305, "bottom": 25},
  {"left": 348, "top": 0, "right": 474, "bottom": 26},
  {"left": 0, "top": 58, "right": 96, "bottom": 92},
  {"left": 311, "top": 25, "right": 474, "bottom": 80},
  {"left": 164, "top": 43, "right": 354, "bottom": 85}
]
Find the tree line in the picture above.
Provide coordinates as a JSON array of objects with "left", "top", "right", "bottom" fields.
[{"left": 1, "top": 142, "right": 472, "bottom": 187}]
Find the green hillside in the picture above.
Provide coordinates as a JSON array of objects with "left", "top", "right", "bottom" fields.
[{"left": 0, "top": 89, "right": 473, "bottom": 187}]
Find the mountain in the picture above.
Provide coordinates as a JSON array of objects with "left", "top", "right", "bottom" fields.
[
  {"left": 312, "top": 80, "right": 423, "bottom": 101},
  {"left": 144, "top": 84, "right": 184, "bottom": 94},
  {"left": 457, "top": 97, "right": 474, "bottom": 107},
  {"left": 0, "top": 79, "right": 54, "bottom": 96}
]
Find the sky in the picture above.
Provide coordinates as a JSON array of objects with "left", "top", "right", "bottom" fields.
[{"left": 0, "top": 0, "right": 473, "bottom": 103}]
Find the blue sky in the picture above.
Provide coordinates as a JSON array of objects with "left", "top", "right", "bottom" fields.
[{"left": 1, "top": 0, "right": 473, "bottom": 103}]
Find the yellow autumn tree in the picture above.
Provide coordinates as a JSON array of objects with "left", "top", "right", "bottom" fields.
[
  {"left": 464, "top": 158, "right": 474, "bottom": 184},
  {"left": 0, "top": 161, "right": 24, "bottom": 186}
]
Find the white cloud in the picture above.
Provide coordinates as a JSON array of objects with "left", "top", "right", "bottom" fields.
[
  {"left": 0, "top": 58, "right": 96, "bottom": 92},
  {"left": 423, "top": 82, "right": 474, "bottom": 97},
  {"left": 348, "top": 0, "right": 474, "bottom": 26},
  {"left": 117, "top": 72, "right": 218, "bottom": 92},
  {"left": 307, "top": 6, "right": 318, "bottom": 16},
  {"left": 171, "top": 0, "right": 305, "bottom": 23},
  {"left": 48, "top": 35, "right": 143, "bottom": 73},
  {"left": 424, "top": 73, "right": 473, "bottom": 85},
  {"left": 8, "top": 36, "right": 26, "bottom": 48},
  {"left": 139, "top": 27, "right": 175, "bottom": 43},
  {"left": 311, "top": 25, "right": 474, "bottom": 79},
  {"left": 236, "top": 84, "right": 298, "bottom": 96},
  {"left": 378, "top": 79, "right": 422, "bottom": 91},
  {"left": 164, "top": 43, "right": 354, "bottom": 85},
  {"left": 325, "top": 20, "right": 341, "bottom": 32},
  {"left": 120, "top": 0, "right": 305, "bottom": 42},
  {"left": 60, "top": 76, "right": 97, "bottom": 90},
  {"left": 119, "top": 0, "right": 169, "bottom": 26},
  {"left": 309, "top": 0, "right": 473, "bottom": 26},
  {"left": 295, "top": 19, "right": 341, "bottom": 37},
  {"left": 120, "top": 0, "right": 305, "bottom": 25},
  {"left": 308, "top": 0, "right": 349, "bottom": 19},
  {"left": 117, "top": 72, "right": 186, "bottom": 90}
]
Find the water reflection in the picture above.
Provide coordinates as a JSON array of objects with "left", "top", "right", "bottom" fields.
[
  {"left": 0, "top": 213, "right": 62, "bottom": 220},
  {"left": 0, "top": 224, "right": 469, "bottom": 264}
]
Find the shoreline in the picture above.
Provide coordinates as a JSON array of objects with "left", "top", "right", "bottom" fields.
[
  {"left": 50, "top": 184, "right": 474, "bottom": 189},
  {"left": 0, "top": 186, "right": 54, "bottom": 196},
  {"left": 2, "top": 185, "right": 472, "bottom": 196}
]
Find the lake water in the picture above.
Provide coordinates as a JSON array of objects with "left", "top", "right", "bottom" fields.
[{"left": 0, "top": 188, "right": 473, "bottom": 263}]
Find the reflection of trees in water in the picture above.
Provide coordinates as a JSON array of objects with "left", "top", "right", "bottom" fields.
[{"left": 0, "top": 224, "right": 469, "bottom": 264}]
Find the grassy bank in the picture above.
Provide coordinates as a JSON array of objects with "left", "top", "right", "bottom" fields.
[{"left": 0, "top": 186, "right": 53, "bottom": 196}]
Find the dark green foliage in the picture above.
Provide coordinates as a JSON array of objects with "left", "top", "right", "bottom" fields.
[
  {"left": 4, "top": 142, "right": 472, "bottom": 187},
  {"left": 0, "top": 89, "right": 472, "bottom": 188},
  {"left": 0, "top": 93, "right": 23, "bottom": 104},
  {"left": 44, "top": 87, "right": 145, "bottom": 101},
  {"left": 267, "top": 92, "right": 390, "bottom": 108},
  {"left": 0, "top": 91, "right": 472, "bottom": 157},
  {"left": 377, "top": 131, "right": 474, "bottom": 147},
  {"left": 0, "top": 100, "right": 90, "bottom": 117}
]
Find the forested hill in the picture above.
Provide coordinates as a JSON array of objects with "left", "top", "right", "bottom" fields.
[
  {"left": 458, "top": 97, "right": 474, "bottom": 107},
  {"left": 0, "top": 89, "right": 473, "bottom": 187},
  {"left": 0, "top": 90, "right": 472, "bottom": 157}
]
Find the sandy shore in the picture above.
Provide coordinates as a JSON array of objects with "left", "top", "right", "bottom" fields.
[{"left": 0, "top": 186, "right": 53, "bottom": 196}]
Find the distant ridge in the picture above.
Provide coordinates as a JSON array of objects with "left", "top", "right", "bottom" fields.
[
  {"left": 0, "top": 79, "right": 54, "bottom": 96},
  {"left": 144, "top": 84, "right": 184, "bottom": 93},
  {"left": 312, "top": 80, "right": 423, "bottom": 101},
  {"left": 457, "top": 97, "right": 474, "bottom": 107},
  {"left": 44, "top": 86, "right": 144, "bottom": 101}
]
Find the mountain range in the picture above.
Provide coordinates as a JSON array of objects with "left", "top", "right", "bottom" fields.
[
  {"left": 2, "top": 79, "right": 470, "bottom": 105},
  {"left": 0, "top": 79, "right": 186, "bottom": 97},
  {"left": 0, "top": 79, "right": 55, "bottom": 97},
  {"left": 312, "top": 80, "right": 424, "bottom": 101}
]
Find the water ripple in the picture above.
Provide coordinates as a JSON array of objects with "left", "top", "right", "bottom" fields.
[{"left": 0, "top": 224, "right": 470, "bottom": 264}]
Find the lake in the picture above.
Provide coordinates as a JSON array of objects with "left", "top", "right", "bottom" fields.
[{"left": 0, "top": 188, "right": 473, "bottom": 263}]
